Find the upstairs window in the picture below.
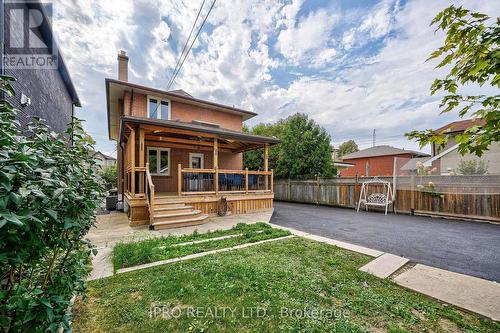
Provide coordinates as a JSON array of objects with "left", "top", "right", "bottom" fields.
[{"left": 148, "top": 96, "right": 170, "bottom": 120}]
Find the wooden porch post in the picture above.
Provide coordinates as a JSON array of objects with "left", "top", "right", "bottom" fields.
[
  {"left": 214, "top": 138, "right": 219, "bottom": 195},
  {"left": 245, "top": 168, "right": 249, "bottom": 194},
  {"left": 178, "top": 164, "right": 182, "bottom": 196},
  {"left": 138, "top": 127, "right": 145, "bottom": 194},
  {"left": 271, "top": 169, "right": 274, "bottom": 193},
  {"left": 130, "top": 129, "right": 136, "bottom": 195},
  {"left": 264, "top": 144, "right": 269, "bottom": 191}
]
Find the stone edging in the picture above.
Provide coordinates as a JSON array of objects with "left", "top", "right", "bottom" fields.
[{"left": 116, "top": 235, "right": 295, "bottom": 274}]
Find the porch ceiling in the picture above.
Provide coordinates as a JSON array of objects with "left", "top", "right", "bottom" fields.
[{"left": 120, "top": 116, "right": 279, "bottom": 153}]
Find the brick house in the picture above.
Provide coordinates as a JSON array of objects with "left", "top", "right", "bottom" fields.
[
  {"left": 340, "top": 145, "right": 429, "bottom": 177},
  {"left": 106, "top": 51, "right": 279, "bottom": 229}
]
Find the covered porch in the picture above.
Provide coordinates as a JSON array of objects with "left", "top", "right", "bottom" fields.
[{"left": 119, "top": 116, "right": 279, "bottom": 229}]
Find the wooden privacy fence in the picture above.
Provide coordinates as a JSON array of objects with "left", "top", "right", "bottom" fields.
[{"left": 274, "top": 176, "right": 500, "bottom": 223}]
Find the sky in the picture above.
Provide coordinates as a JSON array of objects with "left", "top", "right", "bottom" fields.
[{"left": 51, "top": 0, "right": 500, "bottom": 157}]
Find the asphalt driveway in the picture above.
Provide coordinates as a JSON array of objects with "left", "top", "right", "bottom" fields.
[{"left": 271, "top": 201, "right": 500, "bottom": 282}]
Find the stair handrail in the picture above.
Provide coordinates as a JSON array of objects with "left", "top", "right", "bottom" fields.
[{"left": 145, "top": 163, "right": 155, "bottom": 224}]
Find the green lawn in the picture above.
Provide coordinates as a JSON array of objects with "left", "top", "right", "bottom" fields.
[
  {"left": 75, "top": 238, "right": 499, "bottom": 333},
  {"left": 112, "top": 223, "right": 290, "bottom": 270}
]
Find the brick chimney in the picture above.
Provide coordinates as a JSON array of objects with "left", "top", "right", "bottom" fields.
[{"left": 117, "top": 50, "right": 129, "bottom": 82}]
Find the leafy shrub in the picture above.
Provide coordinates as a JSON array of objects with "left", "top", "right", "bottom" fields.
[
  {"left": 0, "top": 75, "right": 104, "bottom": 332},
  {"left": 99, "top": 164, "right": 117, "bottom": 190},
  {"left": 457, "top": 159, "right": 489, "bottom": 175}
]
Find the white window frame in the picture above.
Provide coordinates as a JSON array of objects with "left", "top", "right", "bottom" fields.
[
  {"left": 147, "top": 147, "right": 171, "bottom": 176},
  {"left": 147, "top": 95, "right": 171, "bottom": 120},
  {"left": 189, "top": 153, "right": 205, "bottom": 169}
]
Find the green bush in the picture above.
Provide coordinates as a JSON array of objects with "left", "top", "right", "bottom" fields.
[
  {"left": 99, "top": 164, "right": 117, "bottom": 190},
  {"left": 457, "top": 159, "right": 489, "bottom": 175},
  {"left": 0, "top": 75, "right": 104, "bottom": 332}
]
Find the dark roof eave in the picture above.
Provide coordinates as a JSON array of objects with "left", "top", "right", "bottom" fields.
[
  {"left": 106, "top": 78, "right": 257, "bottom": 119},
  {"left": 343, "top": 152, "right": 430, "bottom": 159},
  {"left": 33, "top": 1, "right": 81, "bottom": 107},
  {"left": 120, "top": 116, "right": 280, "bottom": 145}
]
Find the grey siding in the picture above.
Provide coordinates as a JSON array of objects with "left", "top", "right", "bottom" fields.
[
  {"left": 3, "top": 1, "right": 74, "bottom": 134},
  {"left": 5, "top": 67, "right": 73, "bottom": 134}
]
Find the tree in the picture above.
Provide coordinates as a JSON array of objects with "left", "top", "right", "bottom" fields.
[
  {"left": 243, "top": 121, "right": 284, "bottom": 172},
  {"left": 276, "top": 114, "right": 336, "bottom": 179},
  {"left": 338, "top": 140, "right": 359, "bottom": 157},
  {"left": 406, "top": 6, "right": 499, "bottom": 157},
  {"left": 457, "top": 159, "right": 489, "bottom": 175},
  {"left": 244, "top": 114, "right": 336, "bottom": 179},
  {"left": 100, "top": 164, "right": 117, "bottom": 190}
]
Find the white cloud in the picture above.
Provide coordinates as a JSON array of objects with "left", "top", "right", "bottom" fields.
[
  {"left": 360, "top": 0, "right": 399, "bottom": 38},
  {"left": 276, "top": 8, "right": 338, "bottom": 64},
  {"left": 342, "top": 0, "right": 399, "bottom": 50},
  {"left": 49, "top": 0, "right": 500, "bottom": 155}
]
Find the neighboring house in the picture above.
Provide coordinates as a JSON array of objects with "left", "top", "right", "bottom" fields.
[
  {"left": 340, "top": 145, "right": 429, "bottom": 177},
  {"left": 331, "top": 147, "right": 355, "bottom": 174},
  {"left": 106, "top": 51, "right": 279, "bottom": 229},
  {"left": 93, "top": 151, "right": 117, "bottom": 169},
  {"left": 419, "top": 119, "right": 500, "bottom": 175},
  {"left": 1, "top": 0, "right": 81, "bottom": 133}
]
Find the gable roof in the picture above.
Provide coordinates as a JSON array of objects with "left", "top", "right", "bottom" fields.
[
  {"left": 343, "top": 145, "right": 429, "bottom": 160},
  {"left": 106, "top": 79, "right": 257, "bottom": 140},
  {"left": 423, "top": 143, "right": 459, "bottom": 167},
  {"left": 92, "top": 151, "right": 116, "bottom": 161},
  {"left": 168, "top": 89, "right": 193, "bottom": 98},
  {"left": 435, "top": 119, "right": 485, "bottom": 134},
  {"left": 400, "top": 156, "right": 432, "bottom": 171}
]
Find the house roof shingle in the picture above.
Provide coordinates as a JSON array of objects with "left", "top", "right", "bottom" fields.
[
  {"left": 168, "top": 89, "right": 193, "bottom": 98},
  {"left": 342, "top": 145, "right": 429, "bottom": 160},
  {"left": 435, "top": 119, "right": 485, "bottom": 134}
]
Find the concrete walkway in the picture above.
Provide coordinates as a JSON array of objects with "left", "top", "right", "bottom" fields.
[
  {"left": 87, "top": 210, "right": 274, "bottom": 280},
  {"left": 395, "top": 264, "right": 500, "bottom": 321},
  {"left": 360, "top": 253, "right": 409, "bottom": 278},
  {"left": 270, "top": 222, "right": 500, "bottom": 321}
]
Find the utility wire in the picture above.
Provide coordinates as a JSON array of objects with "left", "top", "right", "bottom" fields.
[
  {"left": 149, "top": 0, "right": 210, "bottom": 119},
  {"left": 166, "top": 0, "right": 207, "bottom": 90},
  {"left": 166, "top": 0, "right": 217, "bottom": 90}
]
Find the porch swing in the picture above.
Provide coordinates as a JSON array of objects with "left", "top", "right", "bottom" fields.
[{"left": 356, "top": 177, "right": 394, "bottom": 215}]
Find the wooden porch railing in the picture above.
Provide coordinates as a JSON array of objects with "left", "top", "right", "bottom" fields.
[
  {"left": 145, "top": 162, "right": 155, "bottom": 224},
  {"left": 178, "top": 164, "right": 273, "bottom": 195}
]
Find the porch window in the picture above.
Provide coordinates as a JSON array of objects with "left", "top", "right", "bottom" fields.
[
  {"left": 147, "top": 96, "right": 170, "bottom": 120},
  {"left": 147, "top": 147, "right": 170, "bottom": 176}
]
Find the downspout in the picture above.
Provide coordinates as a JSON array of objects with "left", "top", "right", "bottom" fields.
[
  {"left": 129, "top": 88, "right": 134, "bottom": 115},
  {"left": 119, "top": 141, "right": 125, "bottom": 209}
]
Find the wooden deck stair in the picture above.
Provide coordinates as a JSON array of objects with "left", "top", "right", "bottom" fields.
[{"left": 150, "top": 196, "right": 209, "bottom": 230}]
